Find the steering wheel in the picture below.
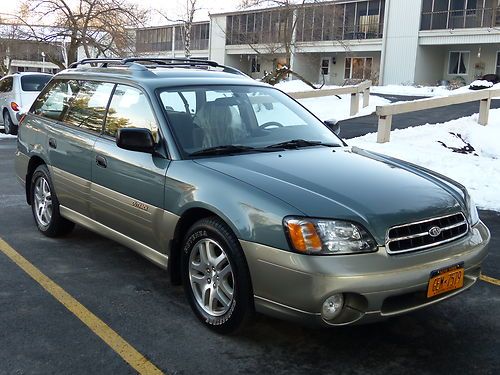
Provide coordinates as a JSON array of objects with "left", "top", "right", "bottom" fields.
[{"left": 259, "top": 121, "right": 284, "bottom": 129}]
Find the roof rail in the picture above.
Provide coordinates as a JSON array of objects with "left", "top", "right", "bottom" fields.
[
  {"left": 69, "top": 58, "right": 123, "bottom": 69},
  {"left": 68, "top": 57, "right": 249, "bottom": 77}
]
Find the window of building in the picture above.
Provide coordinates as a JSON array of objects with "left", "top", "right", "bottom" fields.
[
  {"left": 448, "top": 51, "right": 470, "bottom": 75},
  {"left": 105, "top": 85, "right": 158, "bottom": 142},
  {"left": 321, "top": 58, "right": 330, "bottom": 75},
  {"left": 344, "top": 57, "right": 373, "bottom": 80},
  {"left": 251, "top": 57, "right": 261, "bottom": 73},
  {"left": 496, "top": 51, "right": 500, "bottom": 76}
]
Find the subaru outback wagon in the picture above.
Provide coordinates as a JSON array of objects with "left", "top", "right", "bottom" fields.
[{"left": 15, "top": 58, "right": 490, "bottom": 333}]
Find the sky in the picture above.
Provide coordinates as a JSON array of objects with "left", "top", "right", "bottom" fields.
[{"left": 1, "top": 0, "right": 241, "bottom": 26}]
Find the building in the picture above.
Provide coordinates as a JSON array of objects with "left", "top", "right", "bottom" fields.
[
  {"left": 0, "top": 25, "right": 61, "bottom": 75},
  {"left": 135, "top": 21, "right": 210, "bottom": 59},
  {"left": 206, "top": 0, "right": 500, "bottom": 86}
]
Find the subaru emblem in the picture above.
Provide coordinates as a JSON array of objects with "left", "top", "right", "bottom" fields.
[{"left": 428, "top": 226, "right": 442, "bottom": 238}]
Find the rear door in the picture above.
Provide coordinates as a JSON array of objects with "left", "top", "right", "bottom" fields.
[
  {"left": 91, "top": 84, "right": 169, "bottom": 251},
  {"left": 30, "top": 79, "right": 114, "bottom": 216}
]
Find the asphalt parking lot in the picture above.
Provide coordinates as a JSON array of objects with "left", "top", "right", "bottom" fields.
[{"left": 0, "top": 137, "right": 499, "bottom": 375}]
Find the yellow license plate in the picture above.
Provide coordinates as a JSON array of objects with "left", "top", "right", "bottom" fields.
[{"left": 427, "top": 263, "right": 464, "bottom": 298}]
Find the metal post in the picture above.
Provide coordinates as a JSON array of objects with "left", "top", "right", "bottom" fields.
[
  {"left": 478, "top": 97, "right": 491, "bottom": 126},
  {"left": 377, "top": 114, "right": 393, "bottom": 143}
]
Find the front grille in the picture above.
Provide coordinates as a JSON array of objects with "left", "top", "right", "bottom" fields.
[{"left": 386, "top": 212, "right": 468, "bottom": 254}]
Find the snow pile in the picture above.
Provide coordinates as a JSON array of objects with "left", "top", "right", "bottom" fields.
[
  {"left": 470, "top": 80, "right": 494, "bottom": 89},
  {"left": 348, "top": 109, "right": 500, "bottom": 211},
  {"left": 0, "top": 131, "right": 15, "bottom": 139}
]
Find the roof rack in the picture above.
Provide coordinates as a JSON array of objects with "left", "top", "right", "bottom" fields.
[{"left": 68, "top": 57, "right": 249, "bottom": 77}]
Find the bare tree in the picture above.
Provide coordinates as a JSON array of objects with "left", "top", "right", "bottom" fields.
[
  {"left": 13, "top": 0, "right": 147, "bottom": 68},
  {"left": 158, "top": 0, "right": 200, "bottom": 58},
  {"left": 0, "top": 23, "right": 21, "bottom": 75}
]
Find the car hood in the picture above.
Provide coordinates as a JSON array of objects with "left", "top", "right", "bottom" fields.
[{"left": 195, "top": 147, "right": 464, "bottom": 244}]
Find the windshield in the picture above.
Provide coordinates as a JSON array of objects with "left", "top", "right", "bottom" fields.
[
  {"left": 21, "top": 75, "right": 52, "bottom": 92},
  {"left": 158, "top": 85, "right": 342, "bottom": 157}
]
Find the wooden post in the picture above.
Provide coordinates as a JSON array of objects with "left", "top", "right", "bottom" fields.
[
  {"left": 377, "top": 115, "right": 393, "bottom": 143},
  {"left": 478, "top": 97, "right": 491, "bottom": 126},
  {"left": 350, "top": 92, "right": 360, "bottom": 116},
  {"left": 363, "top": 87, "right": 370, "bottom": 108}
]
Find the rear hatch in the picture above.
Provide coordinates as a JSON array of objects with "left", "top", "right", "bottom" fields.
[{"left": 19, "top": 74, "right": 52, "bottom": 110}]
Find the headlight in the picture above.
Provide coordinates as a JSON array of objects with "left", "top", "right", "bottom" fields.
[
  {"left": 284, "top": 217, "right": 378, "bottom": 255},
  {"left": 467, "top": 195, "right": 480, "bottom": 226}
]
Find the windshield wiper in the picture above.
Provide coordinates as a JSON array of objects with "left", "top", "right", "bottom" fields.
[
  {"left": 189, "top": 145, "right": 257, "bottom": 157},
  {"left": 265, "top": 139, "right": 340, "bottom": 150}
]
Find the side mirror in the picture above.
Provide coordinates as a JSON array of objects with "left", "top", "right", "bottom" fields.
[
  {"left": 324, "top": 119, "right": 340, "bottom": 136},
  {"left": 116, "top": 128, "right": 155, "bottom": 154}
]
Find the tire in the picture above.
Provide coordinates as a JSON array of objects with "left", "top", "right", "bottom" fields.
[
  {"left": 3, "top": 111, "right": 17, "bottom": 135},
  {"left": 181, "top": 217, "right": 254, "bottom": 334},
  {"left": 30, "top": 164, "right": 74, "bottom": 237}
]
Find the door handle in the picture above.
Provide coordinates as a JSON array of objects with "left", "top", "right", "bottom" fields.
[
  {"left": 96, "top": 155, "right": 107, "bottom": 168},
  {"left": 48, "top": 138, "right": 57, "bottom": 149}
]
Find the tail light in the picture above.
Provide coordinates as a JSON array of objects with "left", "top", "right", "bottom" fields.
[{"left": 11, "top": 102, "right": 20, "bottom": 111}]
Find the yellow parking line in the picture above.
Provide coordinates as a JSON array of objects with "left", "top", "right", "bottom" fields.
[
  {"left": 0, "top": 238, "right": 163, "bottom": 375},
  {"left": 480, "top": 274, "right": 500, "bottom": 286}
]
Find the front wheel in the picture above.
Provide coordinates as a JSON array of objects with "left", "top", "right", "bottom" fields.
[
  {"left": 181, "top": 217, "right": 254, "bottom": 334},
  {"left": 31, "top": 165, "right": 74, "bottom": 237}
]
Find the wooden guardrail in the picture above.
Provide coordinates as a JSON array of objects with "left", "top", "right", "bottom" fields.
[
  {"left": 289, "top": 80, "right": 372, "bottom": 116},
  {"left": 375, "top": 88, "right": 500, "bottom": 143}
]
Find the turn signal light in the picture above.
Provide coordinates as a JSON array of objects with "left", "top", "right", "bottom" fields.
[
  {"left": 286, "top": 220, "right": 322, "bottom": 253},
  {"left": 11, "top": 102, "right": 20, "bottom": 111}
]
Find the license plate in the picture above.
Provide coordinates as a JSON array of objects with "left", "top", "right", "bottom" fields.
[{"left": 427, "top": 263, "right": 464, "bottom": 298}]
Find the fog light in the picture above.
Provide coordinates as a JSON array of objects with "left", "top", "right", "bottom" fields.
[{"left": 322, "top": 294, "right": 344, "bottom": 321}]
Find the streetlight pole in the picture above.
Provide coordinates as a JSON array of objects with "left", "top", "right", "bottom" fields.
[{"left": 41, "top": 51, "right": 46, "bottom": 73}]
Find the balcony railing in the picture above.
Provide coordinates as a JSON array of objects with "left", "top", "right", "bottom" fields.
[{"left": 421, "top": 7, "right": 500, "bottom": 30}]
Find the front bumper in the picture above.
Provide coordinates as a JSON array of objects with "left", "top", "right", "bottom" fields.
[{"left": 240, "top": 221, "right": 490, "bottom": 326}]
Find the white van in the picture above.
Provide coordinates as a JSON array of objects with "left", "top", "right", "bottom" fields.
[{"left": 0, "top": 73, "right": 52, "bottom": 135}]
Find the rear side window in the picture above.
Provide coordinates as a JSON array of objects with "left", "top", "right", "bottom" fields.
[
  {"left": 63, "top": 81, "right": 114, "bottom": 133},
  {"left": 32, "top": 80, "right": 74, "bottom": 121},
  {"left": 104, "top": 85, "right": 158, "bottom": 141},
  {"left": 21, "top": 75, "right": 52, "bottom": 92},
  {"left": 32, "top": 79, "right": 114, "bottom": 132}
]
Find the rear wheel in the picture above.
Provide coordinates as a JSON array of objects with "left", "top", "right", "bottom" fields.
[
  {"left": 181, "top": 217, "right": 254, "bottom": 334},
  {"left": 3, "top": 111, "right": 17, "bottom": 135},
  {"left": 30, "top": 165, "right": 74, "bottom": 237}
]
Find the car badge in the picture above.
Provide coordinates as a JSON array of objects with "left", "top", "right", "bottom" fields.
[{"left": 428, "top": 226, "right": 442, "bottom": 238}]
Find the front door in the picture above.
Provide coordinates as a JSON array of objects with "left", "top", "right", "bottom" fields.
[{"left": 91, "top": 84, "right": 169, "bottom": 251}]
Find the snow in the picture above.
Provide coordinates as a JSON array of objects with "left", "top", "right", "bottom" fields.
[
  {"left": 370, "top": 85, "right": 452, "bottom": 97},
  {"left": 469, "top": 80, "right": 494, "bottom": 89},
  {"left": 0, "top": 133, "right": 16, "bottom": 139},
  {"left": 297, "top": 95, "right": 390, "bottom": 122},
  {"left": 348, "top": 109, "right": 500, "bottom": 212},
  {"left": 275, "top": 80, "right": 391, "bottom": 121}
]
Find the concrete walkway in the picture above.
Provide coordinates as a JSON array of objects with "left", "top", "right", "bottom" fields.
[{"left": 339, "top": 94, "right": 500, "bottom": 139}]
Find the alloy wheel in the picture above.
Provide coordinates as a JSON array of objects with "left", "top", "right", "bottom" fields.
[
  {"left": 188, "top": 238, "right": 235, "bottom": 316},
  {"left": 33, "top": 176, "right": 53, "bottom": 227}
]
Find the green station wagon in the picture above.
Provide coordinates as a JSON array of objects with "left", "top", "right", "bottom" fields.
[{"left": 15, "top": 58, "right": 490, "bottom": 333}]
